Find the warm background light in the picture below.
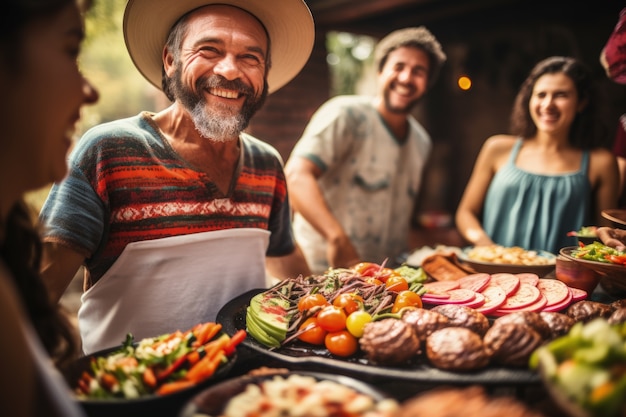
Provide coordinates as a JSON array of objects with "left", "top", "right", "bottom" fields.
[{"left": 457, "top": 75, "right": 472, "bottom": 91}]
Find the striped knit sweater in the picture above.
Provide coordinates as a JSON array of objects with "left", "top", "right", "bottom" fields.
[{"left": 40, "top": 112, "right": 295, "bottom": 286}]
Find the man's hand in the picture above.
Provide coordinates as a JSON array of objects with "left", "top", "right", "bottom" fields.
[
  {"left": 596, "top": 227, "right": 626, "bottom": 251},
  {"left": 326, "top": 235, "right": 361, "bottom": 269}
]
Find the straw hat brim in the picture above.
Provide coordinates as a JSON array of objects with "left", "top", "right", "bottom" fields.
[{"left": 123, "top": 0, "right": 315, "bottom": 93}]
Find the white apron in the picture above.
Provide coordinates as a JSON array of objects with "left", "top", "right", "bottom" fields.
[{"left": 78, "top": 228, "right": 270, "bottom": 354}]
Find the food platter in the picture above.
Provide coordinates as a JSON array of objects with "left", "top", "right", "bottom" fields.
[
  {"left": 602, "top": 209, "right": 626, "bottom": 226},
  {"left": 179, "top": 370, "right": 392, "bottom": 417},
  {"left": 217, "top": 289, "right": 541, "bottom": 386},
  {"left": 456, "top": 247, "right": 556, "bottom": 277},
  {"left": 61, "top": 340, "right": 236, "bottom": 417}
]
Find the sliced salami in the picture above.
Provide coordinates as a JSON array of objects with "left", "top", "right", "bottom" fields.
[
  {"left": 476, "top": 285, "right": 507, "bottom": 315},
  {"left": 422, "top": 288, "right": 477, "bottom": 306},
  {"left": 458, "top": 273, "right": 491, "bottom": 293},
  {"left": 491, "top": 273, "right": 521, "bottom": 297},
  {"left": 536, "top": 278, "right": 570, "bottom": 308},
  {"left": 516, "top": 273, "right": 539, "bottom": 287},
  {"left": 499, "top": 283, "right": 541, "bottom": 310},
  {"left": 423, "top": 280, "right": 460, "bottom": 295}
]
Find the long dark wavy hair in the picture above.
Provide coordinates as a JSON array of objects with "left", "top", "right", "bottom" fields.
[
  {"left": 509, "top": 56, "right": 609, "bottom": 150},
  {"left": 0, "top": 0, "right": 84, "bottom": 367}
]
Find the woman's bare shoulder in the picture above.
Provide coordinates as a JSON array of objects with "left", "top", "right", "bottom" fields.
[{"left": 480, "top": 134, "right": 518, "bottom": 155}]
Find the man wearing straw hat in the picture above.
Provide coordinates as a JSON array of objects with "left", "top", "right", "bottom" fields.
[{"left": 39, "top": 0, "right": 313, "bottom": 354}]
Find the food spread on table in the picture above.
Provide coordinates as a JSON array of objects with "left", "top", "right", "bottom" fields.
[
  {"left": 73, "top": 321, "right": 245, "bottom": 399},
  {"left": 465, "top": 245, "right": 555, "bottom": 266},
  {"left": 242, "top": 259, "right": 624, "bottom": 374}
]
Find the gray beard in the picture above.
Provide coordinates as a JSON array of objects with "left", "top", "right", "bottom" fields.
[{"left": 189, "top": 100, "right": 245, "bottom": 143}]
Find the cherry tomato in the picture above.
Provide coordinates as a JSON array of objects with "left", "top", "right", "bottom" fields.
[
  {"left": 297, "top": 317, "right": 327, "bottom": 345},
  {"left": 352, "top": 262, "right": 381, "bottom": 277},
  {"left": 375, "top": 267, "right": 397, "bottom": 283},
  {"left": 385, "top": 275, "right": 409, "bottom": 292},
  {"left": 316, "top": 305, "right": 347, "bottom": 332},
  {"left": 365, "top": 277, "right": 383, "bottom": 286},
  {"left": 391, "top": 290, "right": 423, "bottom": 313},
  {"left": 324, "top": 330, "right": 358, "bottom": 357},
  {"left": 345, "top": 311, "right": 372, "bottom": 338},
  {"left": 332, "top": 293, "right": 363, "bottom": 315},
  {"left": 297, "top": 293, "right": 328, "bottom": 312}
]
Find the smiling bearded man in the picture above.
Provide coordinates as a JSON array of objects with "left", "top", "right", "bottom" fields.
[{"left": 38, "top": 0, "right": 313, "bottom": 355}]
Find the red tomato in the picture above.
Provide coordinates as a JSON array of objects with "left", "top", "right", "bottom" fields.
[
  {"left": 297, "top": 317, "right": 327, "bottom": 345},
  {"left": 392, "top": 290, "right": 423, "bottom": 313},
  {"left": 297, "top": 293, "right": 328, "bottom": 312},
  {"left": 325, "top": 330, "right": 358, "bottom": 357},
  {"left": 352, "top": 262, "right": 381, "bottom": 277},
  {"left": 332, "top": 293, "right": 363, "bottom": 315},
  {"left": 385, "top": 275, "right": 409, "bottom": 292},
  {"left": 316, "top": 305, "right": 347, "bottom": 332}
]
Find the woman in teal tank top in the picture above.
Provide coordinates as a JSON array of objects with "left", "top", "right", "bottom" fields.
[{"left": 456, "top": 56, "right": 619, "bottom": 255}]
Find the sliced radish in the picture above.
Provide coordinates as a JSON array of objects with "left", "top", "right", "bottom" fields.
[
  {"left": 423, "top": 280, "right": 460, "bottom": 295},
  {"left": 445, "top": 288, "right": 477, "bottom": 304},
  {"left": 569, "top": 287, "right": 588, "bottom": 302},
  {"left": 458, "top": 273, "right": 491, "bottom": 293},
  {"left": 491, "top": 273, "right": 521, "bottom": 296},
  {"left": 536, "top": 279, "right": 570, "bottom": 308},
  {"left": 423, "top": 288, "right": 476, "bottom": 306},
  {"left": 476, "top": 285, "right": 507, "bottom": 315},
  {"left": 541, "top": 289, "right": 573, "bottom": 312},
  {"left": 421, "top": 294, "right": 452, "bottom": 305},
  {"left": 499, "top": 283, "right": 541, "bottom": 310},
  {"left": 492, "top": 294, "right": 548, "bottom": 316},
  {"left": 516, "top": 273, "right": 539, "bottom": 287},
  {"left": 458, "top": 291, "right": 485, "bottom": 308}
]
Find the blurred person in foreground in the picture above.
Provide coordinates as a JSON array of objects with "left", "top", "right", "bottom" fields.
[
  {"left": 0, "top": 0, "right": 99, "bottom": 415},
  {"left": 597, "top": 8, "right": 626, "bottom": 252},
  {"left": 284, "top": 27, "right": 446, "bottom": 274},
  {"left": 600, "top": 7, "right": 626, "bottom": 206},
  {"left": 39, "top": 0, "right": 313, "bottom": 355},
  {"left": 456, "top": 56, "right": 618, "bottom": 255}
]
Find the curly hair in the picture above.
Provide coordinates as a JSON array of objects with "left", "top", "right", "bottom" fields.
[
  {"left": 509, "top": 56, "right": 609, "bottom": 150},
  {"left": 374, "top": 26, "right": 447, "bottom": 87}
]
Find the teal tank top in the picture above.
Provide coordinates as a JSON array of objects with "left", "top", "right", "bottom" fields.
[{"left": 482, "top": 139, "right": 590, "bottom": 254}]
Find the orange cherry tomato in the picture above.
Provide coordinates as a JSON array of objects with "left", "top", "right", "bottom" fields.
[
  {"left": 297, "top": 317, "right": 327, "bottom": 345},
  {"left": 392, "top": 290, "right": 423, "bottom": 313},
  {"left": 375, "top": 267, "right": 397, "bottom": 283},
  {"left": 325, "top": 330, "right": 358, "bottom": 357},
  {"left": 385, "top": 275, "right": 409, "bottom": 292},
  {"left": 297, "top": 293, "right": 328, "bottom": 312},
  {"left": 332, "top": 293, "right": 363, "bottom": 315},
  {"left": 365, "top": 277, "right": 383, "bottom": 286},
  {"left": 316, "top": 305, "right": 347, "bottom": 332}
]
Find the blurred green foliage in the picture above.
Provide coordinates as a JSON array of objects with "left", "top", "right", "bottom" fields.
[{"left": 326, "top": 31, "right": 375, "bottom": 96}]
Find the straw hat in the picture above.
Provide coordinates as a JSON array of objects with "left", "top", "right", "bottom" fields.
[{"left": 123, "top": 0, "right": 315, "bottom": 93}]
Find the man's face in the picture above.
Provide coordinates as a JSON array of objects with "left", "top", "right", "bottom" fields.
[
  {"left": 378, "top": 46, "right": 430, "bottom": 114},
  {"left": 165, "top": 5, "right": 269, "bottom": 141}
]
